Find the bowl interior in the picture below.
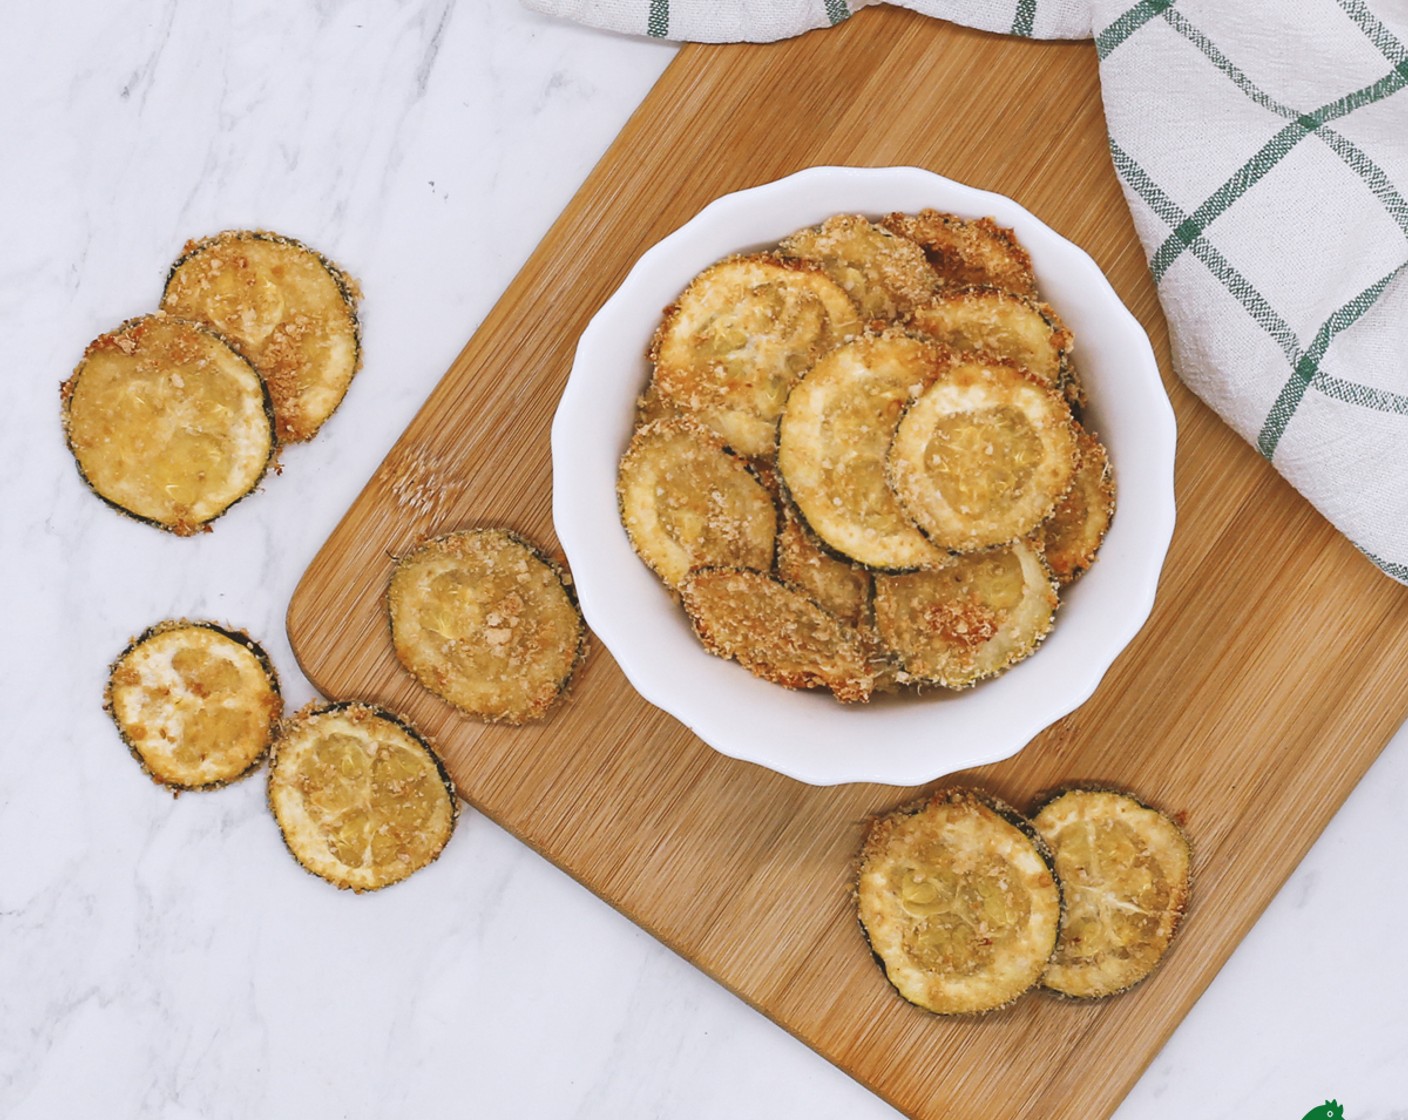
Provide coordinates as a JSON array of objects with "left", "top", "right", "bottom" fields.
[{"left": 552, "top": 166, "right": 1175, "bottom": 787}]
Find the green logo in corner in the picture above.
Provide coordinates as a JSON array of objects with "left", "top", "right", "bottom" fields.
[{"left": 1301, "top": 1102, "right": 1343, "bottom": 1120}]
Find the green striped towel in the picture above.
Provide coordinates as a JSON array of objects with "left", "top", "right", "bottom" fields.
[{"left": 525, "top": 0, "right": 1408, "bottom": 584}]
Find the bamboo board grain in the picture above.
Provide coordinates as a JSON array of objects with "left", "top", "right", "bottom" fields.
[{"left": 287, "top": 9, "right": 1408, "bottom": 1119}]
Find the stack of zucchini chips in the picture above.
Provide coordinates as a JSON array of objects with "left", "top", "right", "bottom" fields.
[
  {"left": 105, "top": 622, "right": 457, "bottom": 893},
  {"left": 618, "top": 211, "right": 1115, "bottom": 702},
  {"left": 857, "top": 785, "right": 1191, "bottom": 1013},
  {"left": 62, "top": 231, "right": 361, "bottom": 534},
  {"left": 87, "top": 232, "right": 459, "bottom": 892}
]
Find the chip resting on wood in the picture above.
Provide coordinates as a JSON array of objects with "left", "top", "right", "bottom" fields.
[
  {"left": 857, "top": 787, "right": 1063, "bottom": 1014},
  {"left": 1031, "top": 787, "right": 1191, "bottom": 998},
  {"left": 388, "top": 528, "right": 586, "bottom": 724}
]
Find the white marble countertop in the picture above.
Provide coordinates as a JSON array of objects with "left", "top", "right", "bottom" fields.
[{"left": 4, "top": 2, "right": 1406, "bottom": 1117}]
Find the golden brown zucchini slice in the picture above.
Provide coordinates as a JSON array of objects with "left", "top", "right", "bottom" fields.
[
  {"left": 775, "top": 501, "right": 871, "bottom": 629},
  {"left": 1031, "top": 788, "right": 1191, "bottom": 998},
  {"left": 1041, "top": 424, "right": 1115, "bottom": 584},
  {"left": 161, "top": 230, "right": 360, "bottom": 444},
  {"left": 887, "top": 358, "right": 1078, "bottom": 552},
  {"left": 778, "top": 213, "right": 939, "bottom": 321},
  {"left": 679, "top": 567, "right": 875, "bottom": 703},
  {"left": 618, "top": 418, "right": 778, "bottom": 589},
  {"left": 388, "top": 528, "right": 586, "bottom": 725},
  {"left": 777, "top": 330, "right": 950, "bottom": 571},
  {"left": 650, "top": 254, "right": 860, "bottom": 458},
  {"left": 267, "top": 702, "right": 457, "bottom": 892},
  {"left": 633, "top": 378, "right": 678, "bottom": 428},
  {"left": 906, "top": 287, "right": 1072, "bottom": 393},
  {"left": 857, "top": 787, "right": 1062, "bottom": 1015},
  {"left": 872, "top": 539, "right": 1057, "bottom": 689},
  {"left": 882, "top": 210, "right": 1038, "bottom": 296},
  {"left": 105, "top": 619, "right": 281, "bottom": 790},
  {"left": 61, "top": 314, "right": 275, "bottom": 535}
]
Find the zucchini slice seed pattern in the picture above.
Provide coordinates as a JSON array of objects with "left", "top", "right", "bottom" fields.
[
  {"left": 1032, "top": 787, "right": 1191, "bottom": 998},
  {"left": 617, "top": 417, "right": 778, "bottom": 589},
  {"left": 267, "top": 702, "right": 458, "bottom": 892},
  {"left": 105, "top": 619, "right": 282, "bottom": 790},
  {"left": 61, "top": 313, "right": 275, "bottom": 535},
  {"left": 872, "top": 538, "right": 1058, "bottom": 689},
  {"left": 857, "top": 787, "right": 1063, "bottom": 1015},
  {"left": 388, "top": 528, "right": 587, "bottom": 725},
  {"left": 886, "top": 358, "right": 1078, "bottom": 552},
  {"left": 162, "top": 230, "right": 361, "bottom": 444},
  {"left": 650, "top": 254, "right": 860, "bottom": 458}
]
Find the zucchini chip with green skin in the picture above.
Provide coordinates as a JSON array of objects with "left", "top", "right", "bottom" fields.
[
  {"left": 105, "top": 619, "right": 281, "bottom": 790},
  {"left": 618, "top": 417, "right": 778, "bottom": 590},
  {"left": 775, "top": 500, "right": 872, "bottom": 630},
  {"left": 881, "top": 210, "right": 1038, "bottom": 297},
  {"left": 1031, "top": 788, "right": 1191, "bottom": 999},
  {"left": 777, "top": 330, "right": 950, "bottom": 571},
  {"left": 61, "top": 314, "right": 275, "bottom": 535},
  {"left": 778, "top": 213, "right": 939, "bottom": 321},
  {"left": 388, "top": 528, "right": 586, "bottom": 725},
  {"left": 906, "top": 286, "right": 1072, "bottom": 394},
  {"left": 679, "top": 567, "right": 875, "bottom": 703},
  {"left": 1041, "top": 424, "right": 1116, "bottom": 585},
  {"left": 268, "top": 702, "right": 457, "bottom": 892},
  {"left": 857, "top": 787, "right": 1062, "bottom": 1015},
  {"left": 650, "top": 254, "right": 860, "bottom": 458},
  {"left": 887, "top": 358, "right": 1078, "bottom": 553},
  {"left": 162, "top": 230, "right": 361, "bottom": 444},
  {"left": 873, "top": 539, "right": 1057, "bottom": 690}
]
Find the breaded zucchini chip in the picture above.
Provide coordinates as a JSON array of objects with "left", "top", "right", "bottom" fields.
[
  {"left": 633, "top": 379, "right": 678, "bottom": 428},
  {"left": 775, "top": 501, "right": 871, "bottom": 629},
  {"left": 388, "top": 529, "right": 586, "bottom": 724},
  {"left": 268, "top": 702, "right": 457, "bottom": 892},
  {"left": 887, "top": 358, "right": 1078, "bottom": 552},
  {"left": 779, "top": 213, "right": 939, "bottom": 321},
  {"left": 1041, "top": 424, "right": 1116, "bottom": 584},
  {"left": 61, "top": 314, "right": 275, "bottom": 535},
  {"left": 105, "top": 619, "right": 281, "bottom": 790},
  {"left": 857, "top": 787, "right": 1062, "bottom": 1015},
  {"left": 618, "top": 418, "right": 778, "bottom": 589},
  {"left": 777, "top": 330, "right": 949, "bottom": 571},
  {"left": 906, "top": 287, "right": 1072, "bottom": 394},
  {"left": 679, "top": 567, "right": 874, "bottom": 703},
  {"left": 873, "top": 540, "right": 1057, "bottom": 690},
  {"left": 882, "top": 210, "right": 1037, "bottom": 296},
  {"left": 162, "top": 230, "right": 360, "bottom": 443},
  {"left": 1031, "top": 788, "right": 1191, "bottom": 999},
  {"left": 650, "top": 254, "right": 860, "bottom": 458}
]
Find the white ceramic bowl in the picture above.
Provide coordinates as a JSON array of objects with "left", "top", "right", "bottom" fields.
[{"left": 552, "top": 166, "right": 1176, "bottom": 787}]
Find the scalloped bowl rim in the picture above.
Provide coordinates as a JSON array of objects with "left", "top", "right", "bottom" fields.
[{"left": 552, "top": 166, "right": 1176, "bottom": 787}]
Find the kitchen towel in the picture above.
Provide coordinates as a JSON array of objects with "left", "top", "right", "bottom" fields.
[{"left": 524, "top": 0, "right": 1408, "bottom": 585}]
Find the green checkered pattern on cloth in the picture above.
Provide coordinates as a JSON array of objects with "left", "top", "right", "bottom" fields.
[{"left": 523, "top": 0, "right": 1408, "bottom": 584}]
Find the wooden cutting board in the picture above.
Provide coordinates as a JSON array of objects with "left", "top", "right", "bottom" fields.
[{"left": 287, "top": 9, "right": 1408, "bottom": 1118}]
